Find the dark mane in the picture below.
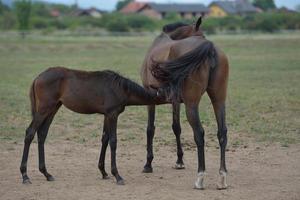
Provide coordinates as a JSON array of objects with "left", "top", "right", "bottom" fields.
[
  {"left": 162, "top": 22, "right": 188, "bottom": 33},
  {"left": 103, "top": 70, "right": 155, "bottom": 101},
  {"left": 151, "top": 41, "right": 218, "bottom": 102}
]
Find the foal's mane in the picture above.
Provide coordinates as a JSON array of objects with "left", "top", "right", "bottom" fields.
[{"left": 102, "top": 70, "right": 154, "bottom": 100}]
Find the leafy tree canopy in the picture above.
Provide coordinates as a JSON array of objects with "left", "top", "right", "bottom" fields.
[
  {"left": 253, "top": 0, "right": 276, "bottom": 11},
  {"left": 116, "top": 0, "right": 133, "bottom": 11}
]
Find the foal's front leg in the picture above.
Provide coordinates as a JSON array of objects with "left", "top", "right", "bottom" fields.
[
  {"left": 143, "top": 105, "right": 156, "bottom": 173},
  {"left": 107, "top": 115, "right": 124, "bottom": 185}
]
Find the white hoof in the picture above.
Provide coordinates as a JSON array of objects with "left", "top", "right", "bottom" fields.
[
  {"left": 217, "top": 171, "right": 228, "bottom": 190},
  {"left": 174, "top": 163, "right": 185, "bottom": 169},
  {"left": 194, "top": 172, "right": 205, "bottom": 190}
]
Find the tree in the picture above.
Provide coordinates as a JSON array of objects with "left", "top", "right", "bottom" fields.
[
  {"left": 253, "top": 0, "right": 276, "bottom": 11},
  {"left": 0, "top": 0, "right": 10, "bottom": 14},
  {"left": 116, "top": 0, "right": 132, "bottom": 11},
  {"left": 14, "top": 0, "right": 32, "bottom": 38},
  {"left": 296, "top": 4, "right": 300, "bottom": 12}
]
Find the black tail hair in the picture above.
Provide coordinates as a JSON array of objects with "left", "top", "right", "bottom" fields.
[{"left": 151, "top": 41, "right": 218, "bottom": 102}]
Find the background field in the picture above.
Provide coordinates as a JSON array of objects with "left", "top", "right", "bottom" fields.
[
  {"left": 0, "top": 32, "right": 299, "bottom": 145},
  {"left": 0, "top": 33, "right": 299, "bottom": 200}
]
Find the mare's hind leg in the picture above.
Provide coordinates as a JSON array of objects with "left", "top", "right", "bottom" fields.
[
  {"left": 20, "top": 113, "right": 48, "bottom": 184},
  {"left": 37, "top": 104, "right": 61, "bottom": 182},
  {"left": 208, "top": 93, "right": 228, "bottom": 189},
  {"left": 143, "top": 105, "right": 155, "bottom": 173},
  {"left": 185, "top": 105, "right": 206, "bottom": 189},
  {"left": 172, "top": 103, "right": 184, "bottom": 169},
  {"left": 98, "top": 116, "right": 109, "bottom": 179},
  {"left": 207, "top": 60, "right": 229, "bottom": 189}
]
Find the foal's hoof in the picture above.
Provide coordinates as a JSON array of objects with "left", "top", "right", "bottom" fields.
[
  {"left": 142, "top": 166, "right": 153, "bottom": 173},
  {"left": 102, "top": 174, "right": 110, "bottom": 180},
  {"left": 174, "top": 163, "right": 185, "bottom": 170},
  {"left": 23, "top": 178, "right": 32, "bottom": 185},
  {"left": 46, "top": 175, "right": 55, "bottom": 182},
  {"left": 116, "top": 179, "right": 125, "bottom": 185}
]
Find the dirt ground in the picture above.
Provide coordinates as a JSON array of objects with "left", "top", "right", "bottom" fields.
[{"left": 0, "top": 138, "right": 299, "bottom": 200}]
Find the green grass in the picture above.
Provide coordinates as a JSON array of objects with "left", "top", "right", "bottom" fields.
[{"left": 0, "top": 33, "right": 299, "bottom": 147}]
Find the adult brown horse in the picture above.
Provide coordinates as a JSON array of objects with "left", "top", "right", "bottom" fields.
[
  {"left": 140, "top": 17, "right": 229, "bottom": 189},
  {"left": 20, "top": 67, "right": 162, "bottom": 185}
]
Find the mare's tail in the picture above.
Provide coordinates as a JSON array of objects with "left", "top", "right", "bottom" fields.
[{"left": 151, "top": 40, "right": 218, "bottom": 102}]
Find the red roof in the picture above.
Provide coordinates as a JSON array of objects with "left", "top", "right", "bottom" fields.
[{"left": 120, "top": 1, "right": 147, "bottom": 14}]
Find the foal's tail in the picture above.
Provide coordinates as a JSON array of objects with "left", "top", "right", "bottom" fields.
[
  {"left": 151, "top": 40, "right": 218, "bottom": 102},
  {"left": 29, "top": 80, "right": 37, "bottom": 117}
]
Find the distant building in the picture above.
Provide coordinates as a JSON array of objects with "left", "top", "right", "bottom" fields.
[
  {"left": 50, "top": 9, "right": 60, "bottom": 18},
  {"left": 120, "top": 2, "right": 209, "bottom": 19},
  {"left": 275, "top": 6, "right": 297, "bottom": 14},
  {"left": 209, "top": 0, "right": 258, "bottom": 17},
  {"left": 74, "top": 8, "right": 107, "bottom": 18}
]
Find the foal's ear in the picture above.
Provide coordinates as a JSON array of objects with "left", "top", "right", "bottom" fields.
[{"left": 195, "top": 16, "right": 202, "bottom": 31}]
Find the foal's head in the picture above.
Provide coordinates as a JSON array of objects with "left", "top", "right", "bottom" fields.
[{"left": 162, "top": 16, "right": 204, "bottom": 40}]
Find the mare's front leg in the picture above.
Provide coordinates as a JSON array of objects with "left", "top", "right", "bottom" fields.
[
  {"left": 107, "top": 114, "right": 124, "bottom": 185},
  {"left": 185, "top": 105, "right": 206, "bottom": 189},
  {"left": 172, "top": 103, "right": 185, "bottom": 169},
  {"left": 143, "top": 105, "right": 155, "bottom": 173},
  {"left": 98, "top": 116, "right": 109, "bottom": 179}
]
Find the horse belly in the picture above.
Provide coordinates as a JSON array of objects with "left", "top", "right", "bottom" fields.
[{"left": 60, "top": 87, "right": 105, "bottom": 114}]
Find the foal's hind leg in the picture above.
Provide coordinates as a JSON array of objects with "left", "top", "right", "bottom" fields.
[
  {"left": 143, "top": 105, "right": 155, "bottom": 173},
  {"left": 37, "top": 104, "right": 61, "bottom": 182},
  {"left": 20, "top": 113, "right": 47, "bottom": 184},
  {"left": 98, "top": 117, "right": 109, "bottom": 179},
  {"left": 172, "top": 103, "right": 184, "bottom": 169}
]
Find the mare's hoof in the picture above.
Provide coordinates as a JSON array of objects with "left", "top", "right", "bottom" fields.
[
  {"left": 174, "top": 163, "right": 185, "bottom": 170},
  {"left": 46, "top": 175, "right": 55, "bottom": 181},
  {"left": 23, "top": 178, "right": 32, "bottom": 185},
  {"left": 194, "top": 185, "right": 205, "bottom": 190},
  {"left": 217, "top": 171, "right": 227, "bottom": 190},
  {"left": 217, "top": 185, "right": 228, "bottom": 190},
  {"left": 142, "top": 166, "right": 153, "bottom": 173},
  {"left": 116, "top": 179, "right": 125, "bottom": 185}
]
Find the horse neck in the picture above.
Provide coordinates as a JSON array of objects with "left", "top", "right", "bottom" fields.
[
  {"left": 126, "top": 89, "right": 157, "bottom": 106},
  {"left": 119, "top": 78, "right": 158, "bottom": 106}
]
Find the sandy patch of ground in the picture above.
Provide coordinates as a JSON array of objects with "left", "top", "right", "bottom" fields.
[{"left": 0, "top": 139, "right": 299, "bottom": 200}]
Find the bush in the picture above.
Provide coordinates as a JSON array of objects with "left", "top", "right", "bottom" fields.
[
  {"left": 126, "top": 14, "right": 156, "bottom": 31},
  {"left": 31, "top": 17, "right": 49, "bottom": 29},
  {"left": 164, "top": 12, "right": 181, "bottom": 21},
  {"left": 257, "top": 15, "right": 279, "bottom": 32},
  {"left": 0, "top": 12, "right": 16, "bottom": 29},
  {"left": 202, "top": 18, "right": 220, "bottom": 34},
  {"left": 49, "top": 18, "right": 68, "bottom": 30}
]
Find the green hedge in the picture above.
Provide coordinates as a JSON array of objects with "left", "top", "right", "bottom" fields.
[{"left": 1, "top": 9, "right": 300, "bottom": 33}]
